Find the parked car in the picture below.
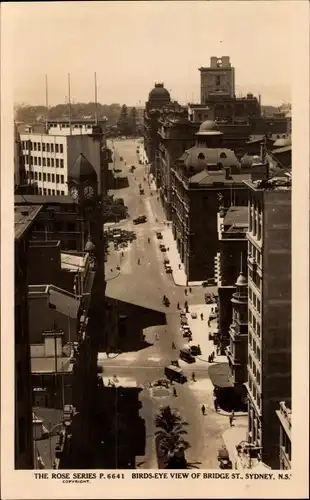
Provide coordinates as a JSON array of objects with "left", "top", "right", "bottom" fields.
[
  {"left": 189, "top": 344, "right": 201, "bottom": 356},
  {"left": 205, "top": 293, "right": 213, "bottom": 304},
  {"left": 120, "top": 156, "right": 123, "bottom": 161},
  {"left": 191, "top": 312, "right": 198, "bottom": 319},
  {"left": 165, "top": 265, "right": 172, "bottom": 274},
  {"left": 179, "top": 347, "right": 196, "bottom": 364},
  {"left": 156, "top": 231, "right": 163, "bottom": 239},
  {"left": 202, "top": 278, "right": 217, "bottom": 287}
]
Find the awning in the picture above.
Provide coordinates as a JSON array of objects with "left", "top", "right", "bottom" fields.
[{"left": 208, "top": 363, "right": 233, "bottom": 388}]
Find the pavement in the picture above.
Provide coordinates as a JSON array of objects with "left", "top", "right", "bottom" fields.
[{"left": 100, "top": 138, "right": 247, "bottom": 469}]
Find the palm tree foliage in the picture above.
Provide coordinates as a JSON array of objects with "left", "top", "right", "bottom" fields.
[{"left": 154, "top": 406, "right": 190, "bottom": 468}]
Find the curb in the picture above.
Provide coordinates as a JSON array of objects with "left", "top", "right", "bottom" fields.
[{"left": 105, "top": 271, "right": 121, "bottom": 282}]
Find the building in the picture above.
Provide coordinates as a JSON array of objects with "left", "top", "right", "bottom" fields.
[
  {"left": 20, "top": 131, "right": 109, "bottom": 197},
  {"left": 15, "top": 194, "right": 87, "bottom": 252},
  {"left": 15, "top": 204, "right": 42, "bottom": 469},
  {"left": 156, "top": 113, "right": 196, "bottom": 219},
  {"left": 225, "top": 270, "right": 248, "bottom": 408},
  {"left": 218, "top": 206, "right": 248, "bottom": 286},
  {"left": 31, "top": 330, "right": 73, "bottom": 409},
  {"left": 275, "top": 402, "right": 292, "bottom": 469},
  {"left": 170, "top": 120, "right": 268, "bottom": 282},
  {"left": 47, "top": 119, "right": 107, "bottom": 136},
  {"left": 245, "top": 176, "right": 291, "bottom": 469},
  {"left": 199, "top": 56, "right": 235, "bottom": 102}
]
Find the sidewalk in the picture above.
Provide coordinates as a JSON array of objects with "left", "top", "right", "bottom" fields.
[
  {"left": 161, "top": 227, "right": 187, "bottom": 286},
  {"left": 221, "top": 416, "right": 248, "bottom": 469}
]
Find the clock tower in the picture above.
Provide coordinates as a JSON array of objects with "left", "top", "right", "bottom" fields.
[{"left": 68, "top": 153, "right": 98, "bottom": 208}]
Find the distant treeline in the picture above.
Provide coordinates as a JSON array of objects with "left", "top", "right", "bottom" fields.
[{"left": 14, "top": 102, "right": 143, "bottom": 127}]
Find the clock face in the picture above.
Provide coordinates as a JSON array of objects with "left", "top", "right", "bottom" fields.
[
  {"left": 84, "top": 185, "right": 95, "bottom": 200},
  {"left": 70, "top": 186, "right": 79, "bottom": 201}
]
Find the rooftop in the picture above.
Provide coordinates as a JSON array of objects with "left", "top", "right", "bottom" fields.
[
  {"left": 15, "top": 194, "right": 76, "bottom": 205},
  {"left": 223, "top": 206, "right": 249, "bottom": 227},
  {"left": 244, "top": 176, "right": 291, "bottom": 192},
  {"left": 188, "top": 169, "right": 251, "bottom": 186},
  {"left": 15, "top": 205, "right": 43, "bottom": 240}
]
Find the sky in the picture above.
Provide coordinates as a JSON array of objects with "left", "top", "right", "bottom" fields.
[{"left": 5, "top": 1, "right": 296, "bottom": 107}]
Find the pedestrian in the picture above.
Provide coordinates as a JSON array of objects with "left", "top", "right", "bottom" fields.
[
  {"left": 184, "top": 288, "right": 188, "bottom": 296},
  {"left": 173, "top": 387, "right": 177, "bottom": 397},
  {"left": 208, "top": 355, "right": 211, "bottom": 363},
  {"left": 189, "top": 287, "right": 192, "bottom": 293},
  {"left": 185, "top": 301, "right": 188, "bottom": 308},
  {"left": 200, "top": 313, "right": 204, "bottom": 320},
  {"left": 172, "top": 341, "right": 176, "bottom": 349},
  {"left": 229, "top": 410, "right": 235, "bottom": 427},
  {"left": 179, "top": 264, "right": 181, "bottom": 270},
  {"left": 192, "top": 372, "right": 196, "bottom": 382},
  {"left": 177, "top": 302, "right": 180, "bottom": 309},
  {"left": 137, "top": 258, "right": 140, "bottom": 265},
  {"left": 208, "top": 320, "right": 211, "bottom": 327},
  {"left": 121, "top": 251, "right": 124, "bottom": 257},
  {"left": 155, "top": 333, "right": 159, "bottom": 341},
  {"left": 201, "top": 404, "right": 206, "bottom": 416},
  {"left": 149, "top": 382, "right": 152, "bottom": 388},
  {"left": 214, "top": 399, "right": 219, "bottom": 412}
]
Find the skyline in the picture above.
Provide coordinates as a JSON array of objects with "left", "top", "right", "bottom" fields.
[{"left": 6, "top": 1, "right": 294, "bottom": 107}]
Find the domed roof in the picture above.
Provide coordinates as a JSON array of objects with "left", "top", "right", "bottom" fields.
[
  {"left": 148, "top": 83, "right": 171, "bottom": 101},
  {"left": 235, "top": 272, "right": 247, "bottom": 286},
  {"left": 181, "top": 147, "right": 239, "bottom": 174},
  {"left": 273, "top": 136, "right": 291, "bottom": 148},
  {"left": 85, "top": 238, "right": 96, "bottom": 252},
  {"left": 197, "top": 120, "right": 223, "bottom": 136},
  {"left": 68, "top": 153, "right": 97, "bottom": 184}
]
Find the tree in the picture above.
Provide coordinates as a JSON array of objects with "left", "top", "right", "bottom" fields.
[
  {"left": 128, "top": 107, "right": 138, "bottom": 136},
  {"left": 155, "top": 406, "right": 190, "bottom": 468},
  {"left": 117, "top": 104, "right": 130, "bottom": 136}
]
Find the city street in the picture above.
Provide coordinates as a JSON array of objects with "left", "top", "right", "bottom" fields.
[{"left": 101, "top": 138, "right": 233, "bottom": 469}]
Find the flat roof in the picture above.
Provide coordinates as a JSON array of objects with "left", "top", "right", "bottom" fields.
[
  {"left": 31, "top": 356, "right": 72, "bottom": 374},
  {"left": 244, "top": 177, "right": 292, "bottom": 192},
  {"left": 15, "top": 205, "right": 43, "bottom": 240},
  {"left": 223, "top": 206, "right": 249, "bottom": 227},
  {"left": 15, "top": 194, "right": 76, "bottom": 205}
]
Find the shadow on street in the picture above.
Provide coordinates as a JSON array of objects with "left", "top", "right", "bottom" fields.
[{"left": 106, "top": 297, "right": 167, "bottom": 353}]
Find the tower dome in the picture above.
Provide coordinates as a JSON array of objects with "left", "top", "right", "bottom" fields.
[
  {"left": 68, "top": 153, "right": 97, "bottom": 184},
  {"left": 235, "top": 272, "right": 247, "bottom": 287},
  {"left": 148, "top": 83, "right": 171, "bottom": 102},
  {"left": 196, "top": 120, "right": 223, "bottom": 136}
]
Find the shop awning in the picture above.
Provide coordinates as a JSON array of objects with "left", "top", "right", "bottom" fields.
[{"left": 208, "top": 363, "right": 233, "bottom": 388}]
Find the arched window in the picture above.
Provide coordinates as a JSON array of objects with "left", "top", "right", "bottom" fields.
[
  {"left": 219, "top": 152, "right": 227, "bottom": 159},
  {"left": 198, "top": 152, "right": 205, "bottom": 160}
]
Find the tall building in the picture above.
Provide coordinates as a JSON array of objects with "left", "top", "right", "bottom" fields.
[
  {"left": 170, "top": 120, "right": 268, "bottom": 281},
  {"left": 225, "top": 268, "right": 248, "bottom": 408},
  {"left": 275, "top": 402, "right": 292, "bottom": 470},
  {"left": 244, "top": 176, "right": 291, "bottom": 469},
  {"left": 199, "top": 56, "right": 235, "bottom": 102},
  {"left": 15, "top": 204, "right": 42, "bottom": 468}
]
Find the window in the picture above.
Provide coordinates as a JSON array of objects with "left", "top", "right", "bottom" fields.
[
  {"left": 219, "top": 152, "right": 227, "bottom": 159},
  {"left": 56, "top": 190, "right": 60, "bottom": 195},
  {"left": 43, "top": 173, "right": 46, "bottom": 181},
  {"left": 47, "top": 173, "right": 51, "bottom": 182},
  {"left": 34, "top": 172, "right": 38, "bottom": 180},
  {"left": 60, "top": 144, "right": 63, "bottom": 153},
  {"left": 56, "top": 174, "right": 60, "bottom": 183},
  {"left": 47, "top": 143, "right": 50, "bottom": 152},
  {"left": 47, "top": 158, "right": 50, "bottom": 167},
  {"left": 38, "top": 157, "right": 41, "bottom": 166},
  {"left": 51, "top": 174, "right": 55, "bottom": 182},
  {"left": 52, "top": 189, "right": 55, "bottom": 195},
  {"left": 39, "top": 187, "right": 42, "bottom": 194},
  {"left": 38, "top": 143, "right": 41, "bottom": 151},
  {"left": 38, "top": 172, "right": 42, "bottom": 181},
  {"left": 43, "top": 158, "right": 46, "bottom": 167},
  {"left": 55, "top": 144, "right": 59, "bottom": 153},
  {"left": 257, "top": 323, "right": 261, "bottom": 338},
  {"left": 48, "top": 189, "right": 51, "bottom": 195},
  {"left": 257, "top": 299, "right": 261, "bottom": 314},
  {"left": 34, "top": 157, "right": 37, "bottom": 166},
  {"left": 216, "top": 75, "right": 221, "bottom": 86},
  {"left": 30, "top": 156, "right": 33, "bottom": 165},
  {"left": 43, "top": 188, "right": 47, "bottom": 195},
  {"left": 56, "top": 159, "right": 59, "bottom": 168},
  {"left": 42, "top": 143, "right": 46, "bottom": 152},
  {"left": 257, "top": 346, "right": 261, "bottom": 361},
  {"left": 51, "top": 143, "right": 54, "bottom": 153},
  {"left": 51, "top": 158, "right": 55, "bottom": 167},
  {"left": 60, "top": 159, "right": 64, "bottom": 168},
  {"left": 33, "top": 142, "right": 37, "bottom": 151},
  {"left": 61, "top": 190, "right": 65, "bottom": 195},
  {"left": 61, "top": 175, "right": 64, "bottom": 183}
]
